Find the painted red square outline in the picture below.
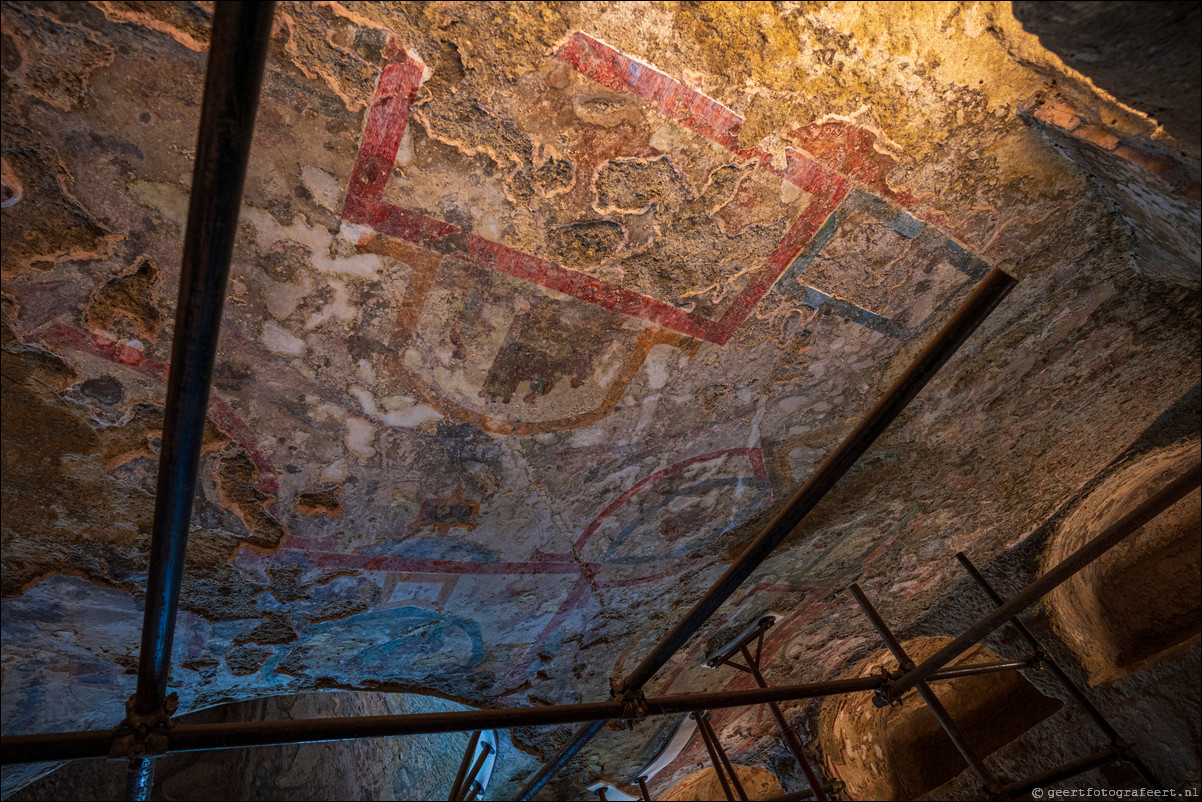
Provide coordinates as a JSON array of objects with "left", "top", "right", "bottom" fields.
[{"left": 342, "top": 35, "right": 853, "bottom": 346}]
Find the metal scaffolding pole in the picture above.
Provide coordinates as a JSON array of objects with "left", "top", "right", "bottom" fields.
[
  {"left": 884, "top": 461, "right": 1201, "bottom": 701},
  {"left": 0, "top": 659, "right": 1036, "bottom": 766},
  {"left": 694, "top": 712, "right": 747, "bottom": 801},
  {"left": 849, "top": 584, "right": 1003, "bottom": 795},
  {"left": 132, "top": 0, "right": 274, "bottom": 717},
  {"left": 449, "top": 731, "right": 482, "bottom": 802},
  {"left": 710, "top": 621, "right": 828, "bottom": 800},
  {"left": 955, "top": 551, "right": 1164, "bottom": 790},
  {"left": 118, "top": 4, "right": 273, "bottom": 798},
  {"left": 1000, "top": 747, "right": 1123, "bottom": 799},
  {"left": 516, "top": 265, "right": 1017, "bottom": 800}
]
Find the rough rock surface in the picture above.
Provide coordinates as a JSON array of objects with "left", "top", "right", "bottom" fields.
[{"left": 2, "top": 2, "right": 1199, "bottom": 799}]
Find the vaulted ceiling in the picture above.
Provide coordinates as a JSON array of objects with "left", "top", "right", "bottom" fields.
[{"left": 2, "top": 2, "right": 1199, "bottom": 799}]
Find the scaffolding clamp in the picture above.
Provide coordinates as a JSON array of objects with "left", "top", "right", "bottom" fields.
[
  {"left": 871, "top": 665, "right": 902, "bottom": 709},
  {"left": 610, "top": 679, "right": 648, "bottom": 727},
  {"left": 109, "top": 693, "right": 178, "bottom": 758}
]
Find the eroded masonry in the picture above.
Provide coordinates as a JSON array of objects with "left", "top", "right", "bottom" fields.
[{"left": 1, "top": 2, "right": 1199, "bottom": 801}]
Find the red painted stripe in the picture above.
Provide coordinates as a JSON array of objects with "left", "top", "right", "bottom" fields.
[
  {"left": 33, "top": 322, "right": 282, "bottom": 503},
  {"left": 573, "top": 447, "right": 768, "bottom": 551}
]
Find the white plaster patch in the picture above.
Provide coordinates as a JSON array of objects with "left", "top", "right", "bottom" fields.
[
  {"left": 781, "top": 177, "right": 805, "bottom": 205},
  {"left": 649, "top": 124, "right": 685, "bottom": 152},
  {"left": 300, "top": 165, "right": 342, "bottom": 212},
  {"left": 643, "top": 344, "right": 672, "bottom": 389},
  {"left": 319, "top": 458, "right": 347, "bottom": 483},
  {"left": 396, "top": 125, "right": 415, "bottom": 165},
  {"left": 244, "top": 208, "right": 382, "bottom": 279},
  {"left": 344, "top": 416, "right": 376, "bottom": 460},
  {"left": 307, "top": 397, "right": 347, "bottom": 422},
  {"left": 779, "top": 395, "right": 807, "bottom": 415},
  {"left": 262, "top": 321, "right": 306, "bottom": 356},
  {"left": 306, "top": 279, "right": 356, "bottom": 330},
  {"left": 569, "top": 426, "right": 610, "bottom": 448},
  {"left": 379, "top": 396, "right": 442, "bottom": 428},
  {"left": 356, "top": 358, "right": 377, "bottom": 385},
  {"left": 129, "top": 181, "right": 188, "bottom": 227}
]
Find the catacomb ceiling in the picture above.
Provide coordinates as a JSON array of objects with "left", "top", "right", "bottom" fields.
[{"left": 2, "top": 2, "right": 1200, "bottom": 799}]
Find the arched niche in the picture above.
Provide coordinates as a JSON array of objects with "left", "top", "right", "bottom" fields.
[
  {"left": 9, "top": 691, "right": 497, "bottom": 802},
  {"left": 661, "top": 764, "right": 784, "bottom": 801},
  {"left": 1044, "top": 440, "right": 1201, "bottom": 685},
  {"left": 821, "top": 637, "right": 1062, "bottom": 801}
]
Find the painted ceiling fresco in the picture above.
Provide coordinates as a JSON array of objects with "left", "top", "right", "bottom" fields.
[{"left": 2, "top": 2, "right": 1199, "bottom": 798}]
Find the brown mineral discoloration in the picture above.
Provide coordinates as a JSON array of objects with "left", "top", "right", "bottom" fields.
[
  {"left": 82, "top": 257, "right": 160, "bottom": 340},
  {"left": 213, "top": 448, "right": 285, "bottom": 551},
  {"left": 294, "top": 486, "right": 342, "bottom": 517},
  {"left": 0, "top": 120, "right": 115, "bottom": 277}
]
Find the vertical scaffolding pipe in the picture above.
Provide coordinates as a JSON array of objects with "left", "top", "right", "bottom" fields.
[
  {"left": 636, "top": 776, "right": 652, "bottom": 802},
  {"left": 849, "top": 584, "right": 1002, "bottom": 795},
  {"left": 456, "top": 742, "right": 493, "bottom": 802},
  {"left": 731, "top": 644, "right": 827, "bottom": 801},
  {"left": 696, "top": 713, "right": 749, "bottom": 801},
  {"left": 124, "top": 757, "right": 155, "bottom": 802},
  {"left": 954, "top": 552, "right": 1163, "bottom": 790},
  {"left": 133, "top": 0, "right": 275, "bottom": 716},
  {"left": 519, "top": 266, "right": 1017, "bottom": 800},
  {"left": 449, "top": 730, "right": 482, "bottom": 802},
  {"left": 886, "top": 462, "right": 1201, "bottom": 700},
  {"left": 692, "top": 713, "right": 736, "bottom": 801}
]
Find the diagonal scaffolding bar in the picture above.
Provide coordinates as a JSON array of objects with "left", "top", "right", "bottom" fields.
[
  {"left": 849, "top": 584, "right": 1003, "bottom": 795},
  {"left": 132, "top": 0, "right": 274, "bottom": 716},
  {"left": 694, "top": 712, "right": 747, "bottom": 801},
  {"left": 884, "top": 461, "right": 1201, "bottom": 702},
  {"left": 955, "top": 551, "right": 1164, "bottom": 790},
  {"left": 516, "top": 266, "right": 1017, "bottom": 799},
  {"left": 711, "top": 620, "right": 828, "bottom": 800}
]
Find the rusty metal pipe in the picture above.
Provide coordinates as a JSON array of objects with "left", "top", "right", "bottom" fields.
[
  {"left": 849, "top": 584, "right": 1002, "bottom": 795},
  {"left": 0, "top": 659, "right": 1042, "bottom": 765},
  {"left": 456, "top": 742, "right": 492, "bottom": 802},
  {"left": 999, "top": 747, "right": 1122, "bottom": 799},
  {"left": 520, "top": 265, "right": 1017, "bottom": 800},
  {"left": 695, "top": 713, "right": 745, "bottom": 801},
  {"left": 124, "top": 757, "right": 155, "bottom": 802},
  {"left": 732, "top": 644, "right": 827, "bottom": 801},
  {"left": 133, "top": 0, "right": 275, "bottom": 715},
  {"left": 693, "top": 713, "right": 736, "bottom": 801},
  {"left": 886, "top": 462, "right": 1201, "bottom": 701},
  {"left": 954, "top": 552, "right": 1164, "bottom": 791},
  {"left": 449, "top": 730, "right": 481, "bottom": 802}
]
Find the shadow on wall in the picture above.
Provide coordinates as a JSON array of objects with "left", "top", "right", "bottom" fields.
[
  {"left": 1043, "top": 440, "right": 1202, "bottom": 686},
  {"left": 8, "top": 691, "right": 492, "bottom": 802},
  {"left": 821, "top": 639, "right": 1063, "bottom": 801}
]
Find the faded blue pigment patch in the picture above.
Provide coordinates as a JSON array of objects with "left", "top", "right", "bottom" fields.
[{"left": 771, "top": 189, "right": 990, "bottom": 338}]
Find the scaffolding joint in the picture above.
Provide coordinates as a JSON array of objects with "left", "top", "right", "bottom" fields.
[
  {"left": 610, "top": 679, "right": 648, "bottom": 727},
  {"left": 871, "top": 666, "right": 901, "bottom": 709},
  {"left": 110, "top": 693, "right": 178, "bottom": 758}
]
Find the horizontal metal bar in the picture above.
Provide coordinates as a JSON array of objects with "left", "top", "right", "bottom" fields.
[
  {"left": 1000, "top": 747, "right": 1122, "bottom": 798},
  {"left": 0, "top": 659, "right": 1032, "bottom": 765},
  {"left": 955, "top": 551, "right": 1164, "bottom": 791},
  {"left": 886, "top": 461, "right": 1201, "bottom": 700},
  {"left": 521, "top": 265, "right": 1017, "bottom": 800}
]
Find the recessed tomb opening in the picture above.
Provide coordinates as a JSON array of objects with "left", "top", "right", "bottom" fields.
[
  {"left": 822, "top": 638, "right": 1062, "bottom": 801},
  {"left": 1044, "top": 441, "right": 1202, "bottom": 685}
]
